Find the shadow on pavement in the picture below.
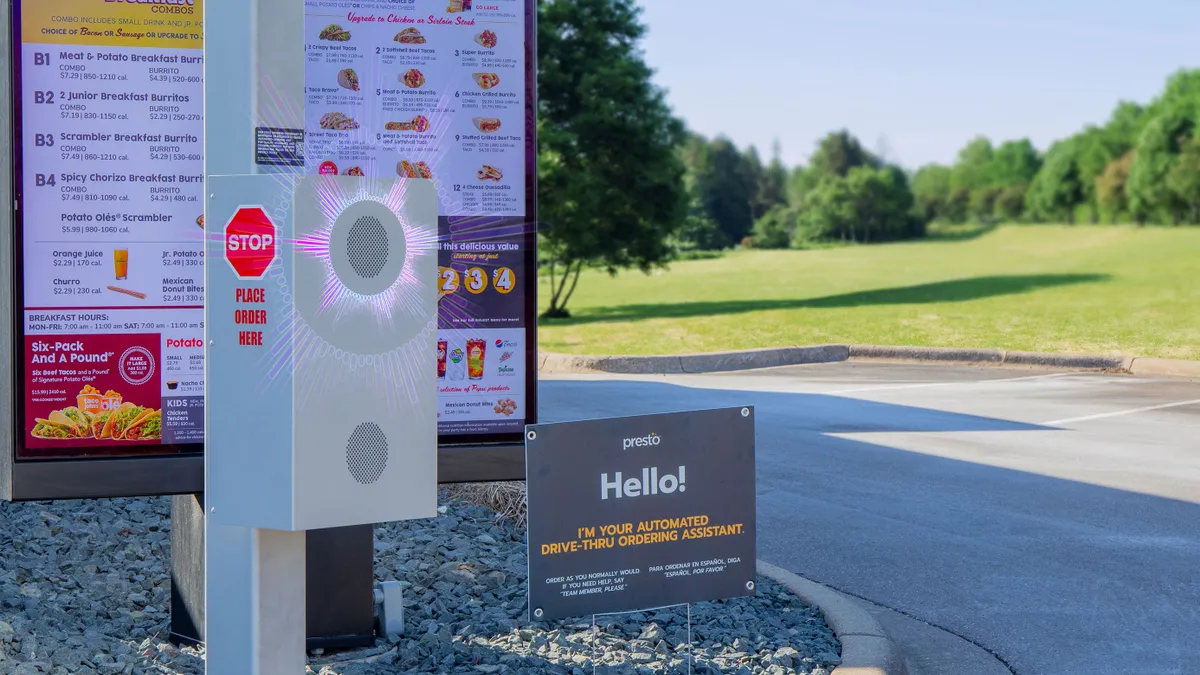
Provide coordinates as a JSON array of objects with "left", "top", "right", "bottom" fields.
[
  {"left": 543, "top": 274, "right": 1110, "bottom": 326},
  {"left": 539, "top": 378, "right": 1200, "bottom": 675}
]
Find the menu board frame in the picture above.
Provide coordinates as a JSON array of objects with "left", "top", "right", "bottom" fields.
[{"left": 2, "top": 0, "right": 537, "bottom": 501}]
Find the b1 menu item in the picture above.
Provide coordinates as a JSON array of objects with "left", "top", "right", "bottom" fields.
[
  {"left": 525, "top": 408, "right": 758, "bottom": 621},
  {"left": 15, "top": 0, "right": 205, "bottom": 458}
]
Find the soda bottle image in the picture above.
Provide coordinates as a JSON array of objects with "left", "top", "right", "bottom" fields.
[
  {"left": 466, "top": 339, "right": 486, "bottom": 380},
  {"left": 448, "top": 348, "right": 466, "bottom": 381},
  {"left": 437, "top": 340, "right": 448, "bottom": 380}
]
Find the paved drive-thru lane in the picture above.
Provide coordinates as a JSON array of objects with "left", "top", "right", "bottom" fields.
[{"left": 539, "top": 363, "right": 1200, "bottom": 675}]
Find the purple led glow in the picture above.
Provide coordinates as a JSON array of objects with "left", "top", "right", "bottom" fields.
[{"left": 294, "top": 178, "right": 439, "bottom": 328}]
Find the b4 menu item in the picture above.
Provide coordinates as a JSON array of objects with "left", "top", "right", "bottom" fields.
[
  {"left": 466, "top": 339, "right": 486, "bottom": 380},
  {"left": 394, "top": 28, "right": 426, "bottom": 44},
  {"left": 474, "top": 30, "right": 498, "bottom": 50},
  {"left": 472, "top": 73, "right": 500, "bottom": 90},
  {"left": 319, "top": 24, "right": 351, "bottom": 41},
  {"left": 337, "top": 68, "right": 360, "bottom": 91}
]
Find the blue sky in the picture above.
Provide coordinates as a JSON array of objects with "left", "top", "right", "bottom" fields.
[{"left": 637, "top": 0, "right": 1199, "bottom": 170}]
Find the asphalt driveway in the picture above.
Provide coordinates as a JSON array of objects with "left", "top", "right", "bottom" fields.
[{"left": 539, "top": 362, "right": 1200, "bottom": 675}]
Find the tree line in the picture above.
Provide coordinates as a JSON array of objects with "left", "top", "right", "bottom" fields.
[{"left": 535, "top": 0, "right": 1200, "bottom": 317}]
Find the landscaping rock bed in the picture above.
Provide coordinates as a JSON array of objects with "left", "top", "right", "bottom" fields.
[{"left": 1, "top": 495, "right": 840, "bottom": 674}]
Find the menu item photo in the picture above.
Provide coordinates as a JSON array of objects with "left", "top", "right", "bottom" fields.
[
  {"left": 472, "top": 73, "right": 500, "bottom": 90},
  {"left": 472, "top": 117, "right": 502, "bottom": 133},
  {"left": 337, "top": 68, "right": 360, "bottom": 91},
  {"left": 319, "top": 24, "right": 351, "bottom": 41},
  {"left": 343, "top": 166, "right": 365, "bottom": 176},
  {"left": 384, "top": 115, "right": 431, "bottom": 132},
  {"left": 398, "top": 161, "right": 433, "bottom": 179},
  {"left": 394, "top": 28, "right": 427, "bottom": 44},
  {"left": 474, "top": 30, "right": 498, "bottom": 50},
  {"left": 402, "top": 69, "right": 426, "bottom": 89},
  {"left": 477, "top": 165, "right": 503, "bottom": 181},
  {"left": 319, "top": 112, "right": 360, "bottom": 130}
]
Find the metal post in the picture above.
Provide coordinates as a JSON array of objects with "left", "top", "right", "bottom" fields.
[{"left": 205, "top": 523, "right": 307, "bottom": 674}]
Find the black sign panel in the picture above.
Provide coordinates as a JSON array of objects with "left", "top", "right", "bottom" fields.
[{"left": 525, "top": 408, "right": 756, "bottom": 621}]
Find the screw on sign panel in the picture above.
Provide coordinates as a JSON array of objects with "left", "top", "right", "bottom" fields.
[{"left": 225, "top": 205, "right": 279, "bottom": 279}]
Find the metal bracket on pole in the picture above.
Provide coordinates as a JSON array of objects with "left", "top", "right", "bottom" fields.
[{"left": 375, "top": 581, "right": 405, "bottom": 638}]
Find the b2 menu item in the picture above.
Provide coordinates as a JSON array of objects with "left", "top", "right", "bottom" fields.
[{"left": 15, "top": 1, "right": 206, "bottom": 458}]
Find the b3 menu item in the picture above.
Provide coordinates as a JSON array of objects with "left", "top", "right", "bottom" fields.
[
  {"left": 466, "top": 339, "right": 486, "bottom": 380},
  {"left": 472, "top": 117, "right": 502, "bottom": 133},
  {"left": 337, "top": 68, "right": 360, "bottom": 91},
  {"left": 319, "top": 24, "right": 351, "bottom": 41},
  {"left": 394, "top": 28, "right": 427, "bottom": 44},
  {"left": 472, "top": 73, "right": 500, "bottom": 90},
  {"left": 474, "top": 30, "right": 498, "bottom": 49},
  {"left": 402, "top": 69, "right": 425, "bottom": 89}
]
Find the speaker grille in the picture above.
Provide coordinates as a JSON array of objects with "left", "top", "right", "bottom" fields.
[
  {"left": 346, "top": 422, "right": 388, "bottom": 485},
  {"left": 346, "top": 216, "right": 389, "bottom": 279}
]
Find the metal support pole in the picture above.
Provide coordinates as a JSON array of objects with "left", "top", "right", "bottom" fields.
[{"left": 205, "top": 524, "right": 307, "bottom": 674}]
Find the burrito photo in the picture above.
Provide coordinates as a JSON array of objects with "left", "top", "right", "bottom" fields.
[
  {"left": 472, "top": 72, "right": 500, "bottom": 90},
  {"left": 472, "top": 117, "right": 501, "bottom": 133},
  {"left": 474, "top": 30, "right": 497, "bottom": 49},
  {"left": 402, "top": 68, "right": 425, "bottom": 89}
]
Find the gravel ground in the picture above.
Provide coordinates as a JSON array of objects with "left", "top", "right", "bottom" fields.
[{"left": 1, "top": 495, "right": 840, "bottom": 675}]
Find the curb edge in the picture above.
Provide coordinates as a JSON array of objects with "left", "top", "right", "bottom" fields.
[
  {"left": 758, "top": 560, "right": 908, "bottom": 675},
  {"left": 539, "top": 344, "right": 1199, "bottom": 380}
]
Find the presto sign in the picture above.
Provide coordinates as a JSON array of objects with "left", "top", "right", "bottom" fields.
[{"left": 524, "top": 408, "right": 757, "bottom": 621}]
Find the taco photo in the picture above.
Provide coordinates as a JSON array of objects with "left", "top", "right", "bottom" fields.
[
  {"left": 319, "top": 112, "right": 360, "bottom": 130},
  {"left": 122, "top": 409, "right": 162, "bottom": 441},
  {"left": 402, "top": 68, "right": 425, "bottom": 89},
  {"left": 319, "top": 24, "right": 351, "bottom": 41},
  {"left": 337, "top": 68, "right": 360, "bottom": 91},
  {"left": 394, "top": 28, "right": 426, "bottom": 44}
]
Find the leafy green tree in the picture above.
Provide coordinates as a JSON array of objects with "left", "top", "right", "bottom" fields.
[
  {"left": 1167, "top": 136, "right": 1200, "bottom": 223},
  {"left": 1127, "top": 111, "right": 1194, "bottom": 224},
  {"left": 799, "top": 166, "right": 920, "bottom": 243},
  {"left": 537, "top": 0, "right": 687, "bottom": 318},
  {"left": 755, "top": 140, "right": 791, "bottom": 217},
  {"left": 810, "top": 130, "right": 879, "bottom": 178},
  {"left": 950, "top": 136, "right": 994, "bottom": 194},
  {"left": 750, "top": 204, "right": 799, "bottom": 249},
  {"left": 1026, "top": 140, "right": 1083, "bottom": 223},
  {"left": 911, "top": 164, "right": 954, "bottom": 222},
  {"left": 1096, "top": 151, "right": 1136, "bottom": 223},
  {"left": 969, "top": 187, "right": 1002, "bottom": 222},
  {"left": 994, "top": 184, "right": 1029, "bottom": 222},
  {"left": 990, "top": 139, "right": 1042, "bottom": 189},
  {"left": 688, "top": 136, "right": 756, "bottom": 247}
]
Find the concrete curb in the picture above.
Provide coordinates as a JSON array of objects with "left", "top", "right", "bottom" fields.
[
  {"left": 539, "top": 344, "right": 1199, "bottom": 380},
  {"left": 758, "top": 560, "right": 908, "bottom": 675}
]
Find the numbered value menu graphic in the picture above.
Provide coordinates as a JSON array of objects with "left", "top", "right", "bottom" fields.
[{"left": 16, "top": 0, "right": 206, "bottom": 458}]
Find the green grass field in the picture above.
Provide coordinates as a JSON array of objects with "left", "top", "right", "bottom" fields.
[{"left": 537, "top": 225, "right": 1200, "bottom": 360}]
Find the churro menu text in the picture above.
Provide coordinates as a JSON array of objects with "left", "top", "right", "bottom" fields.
[{"left": 16, "top": 0, "right": 205, "bottom": 457}]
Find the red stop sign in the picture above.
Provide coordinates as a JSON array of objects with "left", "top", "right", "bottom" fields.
[{"left": 224, "top": 206, "right": 278, "bottom": 279}]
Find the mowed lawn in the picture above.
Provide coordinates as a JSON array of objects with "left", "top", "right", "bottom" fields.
[{"left": 537, "top": 225, "right": 1200, "bottom": 360}]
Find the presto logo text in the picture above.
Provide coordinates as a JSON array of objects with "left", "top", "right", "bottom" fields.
[
  {"left": 601, "top": 466, "right": 686, "bottom": 499},
  {"left": 622, "top": 432, "right": 661, "bottom": 449}
]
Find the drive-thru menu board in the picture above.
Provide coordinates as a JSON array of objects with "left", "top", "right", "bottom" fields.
[
  {"left": 302, "top": 0, "right": 535, "bottom": 440},
  {"left": 14, "top": 1, "right": 206, "bottom": 459}
]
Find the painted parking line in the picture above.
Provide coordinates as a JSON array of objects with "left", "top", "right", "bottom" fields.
[
  {"left": 1043, "top": 398, "right": 1200, "bottom": 426},
  {"left": 834, "top": 371, "right": 1076, "bottom": 394}
]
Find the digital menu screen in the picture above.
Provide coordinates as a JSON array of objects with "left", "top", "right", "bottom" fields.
[
  {"left": 301, "top": 0, "right": 536, "bottom": 441},
  {"left": 13, "top": 0, "right": 206, "bottom": 459},
  {"left": 12, "top": 0, "right": 536, "bottom": 460}
]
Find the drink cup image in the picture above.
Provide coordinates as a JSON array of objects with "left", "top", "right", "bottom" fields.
[
  {"left": 466, "top": 339, "right": 486, "bottom": 380},
  {"left": 448, "top": 348, "right": 466, "bottom": 381},
  {"left": 114, "top": 249, "right": 129, "bottom": 280}
]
